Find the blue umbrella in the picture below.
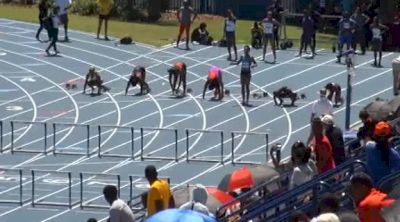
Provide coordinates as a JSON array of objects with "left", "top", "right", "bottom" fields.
[{"left": 145, "top": 208, "right": 217, "bottom": 222}]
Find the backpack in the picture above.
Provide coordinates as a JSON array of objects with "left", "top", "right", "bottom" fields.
[
  {"left": 120, "top": 37, "right": 133, "bottom": 45},
  {"left": 217, "top": 39, "right": 227, "bottom": 47}
]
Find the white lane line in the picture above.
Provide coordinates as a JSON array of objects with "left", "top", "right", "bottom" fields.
[{"left": 0, "top": 58, "right": 79, "bottom": 159}]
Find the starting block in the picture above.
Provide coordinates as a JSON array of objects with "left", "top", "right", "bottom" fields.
[
  {"left": 65, "top": 80, "right": 77, "bottom": 90},
  {"left": 252, "top": 92, "right": 269, "bottom": 99},
  {"left": 187, "top": 88, "right": 193, "bottom": 93}
]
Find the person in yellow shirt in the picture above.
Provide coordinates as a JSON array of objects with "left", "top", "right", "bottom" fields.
[
  {"left": 96, "top": 0, "right": 113, "bottom": 40},
  {"left": 144, "top": 165, "right": 175, "bottom": 217}
]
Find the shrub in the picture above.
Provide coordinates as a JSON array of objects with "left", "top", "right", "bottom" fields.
[
  {"left": 146, "top": 0, "right": 162, "bottom": 22},
  {"left": 71, "top": 0, "right": 98, "bottom": 16}
]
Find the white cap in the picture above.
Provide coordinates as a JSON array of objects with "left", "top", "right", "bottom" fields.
[
  {"left": 314, "top": 213, "right": 340, "bottom": 222},
  {"left": 321, "top": 114, "right": 334, "bottom": 125}
]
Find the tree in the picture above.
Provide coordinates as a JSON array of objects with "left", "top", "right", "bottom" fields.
[{"left": 147, "top": 0, "right": 162, "bottom": 21}]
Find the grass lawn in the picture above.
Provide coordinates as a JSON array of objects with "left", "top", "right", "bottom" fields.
[{"left": 0, "top": 4, "right": 337, "bottom": 48}]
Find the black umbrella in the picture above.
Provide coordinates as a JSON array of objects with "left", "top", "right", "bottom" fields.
[{"left": 364, "top": 100, "right": 394, "bottom": 121}]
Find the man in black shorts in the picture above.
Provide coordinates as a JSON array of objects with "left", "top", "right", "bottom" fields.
[{"left": 125, "top": 66, "right": 150, "bottom": 95}]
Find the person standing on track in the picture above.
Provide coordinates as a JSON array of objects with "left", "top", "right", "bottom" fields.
[
  {"left": 176, "top": 0, "right": 197, "bottom": 50},
  {"left": 297, "top": 9, "right": 315, "bottom": 58},
  {"left": 351, "top": 6, "right": 369, "bottom": 55},
  {"left": 45, "top": 6, "right": 60, "bottom": 56},
  {"left": 125, "top": 66, "right": 150, "bottom": 95},
  {"left": 336, "top": 12, "right": 357, "bottom": 64},
  {"left": 261, "top": 11, "right": 280, "bottom": 63},
  {"left": 96, "top": 0, "right": 113, "bottom": 40},
  {"left": 35, "top": 0, "right": 49, "bottom": 42},
  {"left": 168, "top": 62, "right": 187, "bottom": 96},
  {"left": 55, "top": 0, "right": 71, "bottom": 42},
  {"left": 202, "top": 66, "right": 224, "bottom": 101},
  {"left": 370, "top": 16, "right": 388, "bottom": 67},
  {"left": 224, "top": 9, "right": 238, "bottom": 61},
  {"left": 232, "top": 45, "right": 257, "bottom": 106},
  {"left": 267, "top": 0, "right": 284, "bottom": 50}
]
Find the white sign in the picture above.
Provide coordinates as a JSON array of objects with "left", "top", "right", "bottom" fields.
[
  {"left": 6, "top": 106, "right": 23, "bottom": 111},
  {"left": 20, "top": 77, "right": 35, "bottom": 82}
]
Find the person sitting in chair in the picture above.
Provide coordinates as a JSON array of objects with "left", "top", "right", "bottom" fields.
[
  {"left": 125, "top": 66, "right": 150, "bottom": 95},
  {"left": 324, "top": 82, "right": 343, "bottom": 107},
  {"left": 251, "top": 21, "right": 263, "bottom": 49},
  {"left": 83, "top": 67, "right": 110, "bottom": 95},
  {"left": 191, "top": 22, "right": 213, "bottom": 45},
  {"left": 273, "top": 86, "right": 305, "bottom": 106}
]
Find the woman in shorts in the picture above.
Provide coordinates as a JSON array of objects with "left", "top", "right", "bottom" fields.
[
  {"left": 202, "top": 66, "right": 224, "bottom": 101},
  {"left": 370, "top": 16, "right": 388, "bottom": 67},
  {"left": 233, "top": 45, "right": 257, "bottom": 106},
  {"left": 261, "top": 11, "right": 280, "bottom": 63},
  {"left": 224, "top": 9, "right": 237, "bottom": 61}
]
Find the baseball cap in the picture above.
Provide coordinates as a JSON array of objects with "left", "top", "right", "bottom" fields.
[
  {"left": 374, "top": 121, "right": 392, "bottom": 137},
  {"left": 321, "top": 115, "right": 334, "bottom": 125}
]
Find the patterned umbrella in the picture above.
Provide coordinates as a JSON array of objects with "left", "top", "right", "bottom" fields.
[
  {"left": 173, "top": 186, "right": 236, "bottom": 214},
  {"left": 145, "top": 208, "right": 217, "bottom": 222},
  {"left": 217, "top": 164, "right": 280, "bottom": 193}
]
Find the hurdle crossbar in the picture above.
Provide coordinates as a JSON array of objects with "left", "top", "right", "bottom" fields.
[
  {"left": 79, "top": 172, "right": 121, "bottom": 209},
  {"left": 140, "top": 127, "right": 179, "bottom": 161},
  {"left": 10, "top": 121, "right": 48, "bottom": 155},
  {"left": 0, "top": 168, "right": 29, "bottom": 206},
  {"left": 52, "top": 122, "right": 91, "bottom": 157},
  {"left": 185, "top": 129, "right": 224, "bottom": 164},
  {"left": 31, "top": 170, "right": 78, "bottom": 209},
  {"left": 97, "top": 125, "right": 135, "bottom": 159},
  {"left": 231, "top": 131, "right": 269, "bottom": 165}
]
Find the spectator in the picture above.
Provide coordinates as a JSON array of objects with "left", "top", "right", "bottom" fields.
[
  {"left": 35, "top": 0, "right": 49, "bottom": 42},
  {"left": 389, "top": 15, "right": 400, "bottom": 52},
  {"left": 348, "top": 173, "right": 395, "bottom": 222},
  {"left": 370, "top": 16, "right": 388, "bottom": 67},
  {"left": 310, "top": 117, "right": 336, "bottom": 174},
  {"left": 267, "top": 0, "right": 285, "bottom": 49},
  {"left": 351, "top": 6, "right": 369, "bottom": 54},
  {"left": 321, "top": 115, "right": 346, "bottom": 165},
  {"left": 311, "top": 213, "right": 340, "bottom": 222},
  {"left": 297, "top": 8, "right": 316, "bottom": 58},
  {"left": 366, "top": 121, "right": 400, "bottom": 183},
  {"left": 55, "top": 0, "right": 71, "bottom": 42},
  {"left": 144, "top": 165, "right": 174, "bottom": 217},
  {"left": 224, "top": 9, "right": 238, "bottom": 61},
  {"left": 102, "top": 185, "right": 135, "bottom": 222},
  {"left": 191, "top": 23, "right": 213, "bottom": 45},
  {"left": 356, "top": 110, "right": 375, "bottom": 144},
  {"left": 45, "top": 6, "right": 61, "bottom": 56},
  {"left": 307, "top": 89, "right": 333, "bottom": 145},
  {"left": 291, "top": 210, "right": 311, "bottom": 222},
  {"left": 251, "top": 22, "right": 263, "bottom": 49},
  {"left": 180, "top": 184, "right": 212, "bottom": 216},
  {"left": 96, "top": 0, "right": 113, "bottom": 40},
  {"left": 176, "top": 0, "right": 197, "bottom": 50},
  {"left": 289, "top": 141, "right": 317, "bottom": 189},
  {"left": 337, "top": 211, "right": 360, "bottom": 222},
  {"left": 336, "top": 11, "right": 357, "bottom": 64}
]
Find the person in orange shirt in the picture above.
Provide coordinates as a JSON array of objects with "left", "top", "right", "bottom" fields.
[
  {"left": 144, "top": 165, "right": 175, "bottom": 217},
  {"left": 310, "top": 117, "right": 336, "bottom": 174},
  {"left": 202, "top": 66, "right": 224, "bottom": 101},
  {"left": 348, "top": 173, "right": 395, "bottom": 222},
  {"left": 168, "top": 62, "right": 187, "bottom": 97}
]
